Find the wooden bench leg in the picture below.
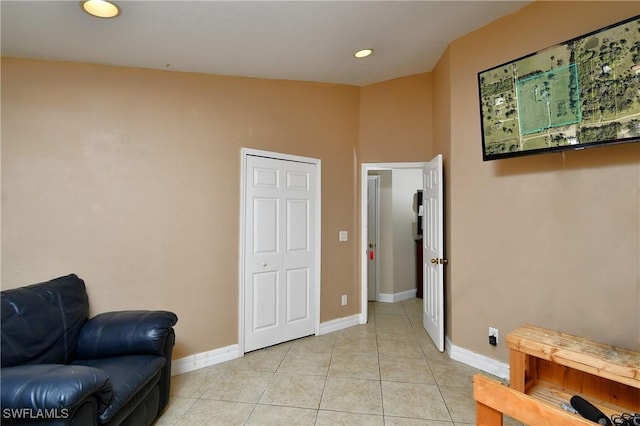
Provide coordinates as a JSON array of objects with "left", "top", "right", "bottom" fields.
[
  {"left": 476, "top": 401, "right": 503, "bottom": 426},
  {"left": 509, "top": 349, "right": 526, "bottom": 392}
]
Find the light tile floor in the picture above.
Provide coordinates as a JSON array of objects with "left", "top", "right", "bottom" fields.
[{"left": 155, "top": 299, "right": 518, "bottom": 425}]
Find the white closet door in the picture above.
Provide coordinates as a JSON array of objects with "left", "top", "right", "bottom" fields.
[{"left": 244, "top": 155, "right": 316, "bottom": 352}]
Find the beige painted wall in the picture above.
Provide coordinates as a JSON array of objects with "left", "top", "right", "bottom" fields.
[
  {"left": 445, "top": 1, "right": 640, "bottom": 360},
  {"left": 3, "top": 1, "right": 639, "bottom": 367},
  {"left": 1, "top": 58, "right": 360, "bottom": 358},
  {"left": 358, "top": 72, "right": 433, "bottom": 163}
]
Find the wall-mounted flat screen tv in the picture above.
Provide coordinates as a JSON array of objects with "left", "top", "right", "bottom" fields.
[{"left": 478, "top": 15, "right": 640, "bottom": 161}]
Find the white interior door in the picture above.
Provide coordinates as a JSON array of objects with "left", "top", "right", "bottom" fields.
[
  {"left": 423, "top": 154, "right": 445, "bottom": 352},
  {"left": 367, "top": 176, "right": 379, "bottom": 301},
  {"left": 244, "top": 154, "right": 317, "bottom": 352}
]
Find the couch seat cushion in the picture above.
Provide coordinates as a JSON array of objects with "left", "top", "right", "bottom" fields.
[{"left": 73, "top": 354, "right": 165, "bottom": 424}]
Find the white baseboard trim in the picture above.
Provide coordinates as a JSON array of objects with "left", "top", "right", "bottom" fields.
[
  {"left": 172, "top": 344, "right": 240, "bottom": 376},
  {"left": 378, "top": 289, "right": 417, "bottom": 303},
  {"left": 446, "top": 337, "right": 509, "bottom": 380},
  {"left": 172, "top": 327, "right": 509, "bottom": 381},
  {"left": 319, "top": 314, "right": 361, "bottom": 335},
  {"left": 172, "top": 314, "right": 361, "bottom": 376}
]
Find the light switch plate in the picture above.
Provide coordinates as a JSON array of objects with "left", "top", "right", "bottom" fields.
[{"left": 339, "top": 231, "right": 348, "bottom": 242}]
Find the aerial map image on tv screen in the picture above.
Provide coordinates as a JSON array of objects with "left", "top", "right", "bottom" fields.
[{"left": 478, "top": 16, "right": 640, "bottom": 160}]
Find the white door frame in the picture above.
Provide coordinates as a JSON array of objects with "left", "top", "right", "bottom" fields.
[
  {"left": 359, "top": 162, "right": 426, "bottom": 325},
  {"left": 367, "top": 175, "right": 380, "bottom": 302},
  {"left": 239, "top": 147, "right": 322, "bottom": 355}
]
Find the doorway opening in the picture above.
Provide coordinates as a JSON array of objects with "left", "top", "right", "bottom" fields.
[
  {"left": 360, "top": 162, "right": 426, "bottom": 324},
  {"left": 361, "top": 157, "right": 445, "bottom": 352}
]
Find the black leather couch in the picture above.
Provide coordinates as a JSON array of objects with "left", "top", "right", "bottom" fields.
[{"left": 0, "top": 274, "right": 178, "bottom": 426}]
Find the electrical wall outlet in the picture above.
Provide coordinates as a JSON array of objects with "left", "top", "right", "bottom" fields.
[
  {"left": 341, "top": 295, "right": 347, "bottom": 306},
  {"left": 489, "top": 327, "right": 499, "bottom": 345}
]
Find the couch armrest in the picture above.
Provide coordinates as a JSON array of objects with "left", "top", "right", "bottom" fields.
[
  {"left": 75, "top": 311, "right": 177, "bottom": 360},
  {"left": 1, "top": 364, "right": 112, "bottom": 414}
]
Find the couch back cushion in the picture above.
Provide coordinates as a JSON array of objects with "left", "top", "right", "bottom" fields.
[{"left": 1, "top": 274, "right": 89, "bottom": 367}]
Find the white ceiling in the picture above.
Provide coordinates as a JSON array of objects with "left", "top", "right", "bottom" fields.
[{"left": 1, "top": 1, "right": 530, "bottom": 86}]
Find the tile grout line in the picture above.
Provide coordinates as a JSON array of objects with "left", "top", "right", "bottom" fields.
[{"left": 166, "top": 299, "right": 482, "bottom": 425}]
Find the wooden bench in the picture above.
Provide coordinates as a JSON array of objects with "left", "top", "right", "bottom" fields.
[
  {"left": 474, "top": 324, "right": 640, "bottom": 425},
  {"left": 474, "top": 374, "right": 595, "bottom": 426}
]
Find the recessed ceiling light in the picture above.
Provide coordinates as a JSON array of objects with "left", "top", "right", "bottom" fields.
[
  {"left": 81, "top": 0, "right": 120, "bottom": 18},
  {"left": 354, "top": 49, "right": 373, "bottom": 59}
]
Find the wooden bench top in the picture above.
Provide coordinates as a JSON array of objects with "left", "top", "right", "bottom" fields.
[{"left": 506, "top": 324, "right": 640, "bottom": 389}]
